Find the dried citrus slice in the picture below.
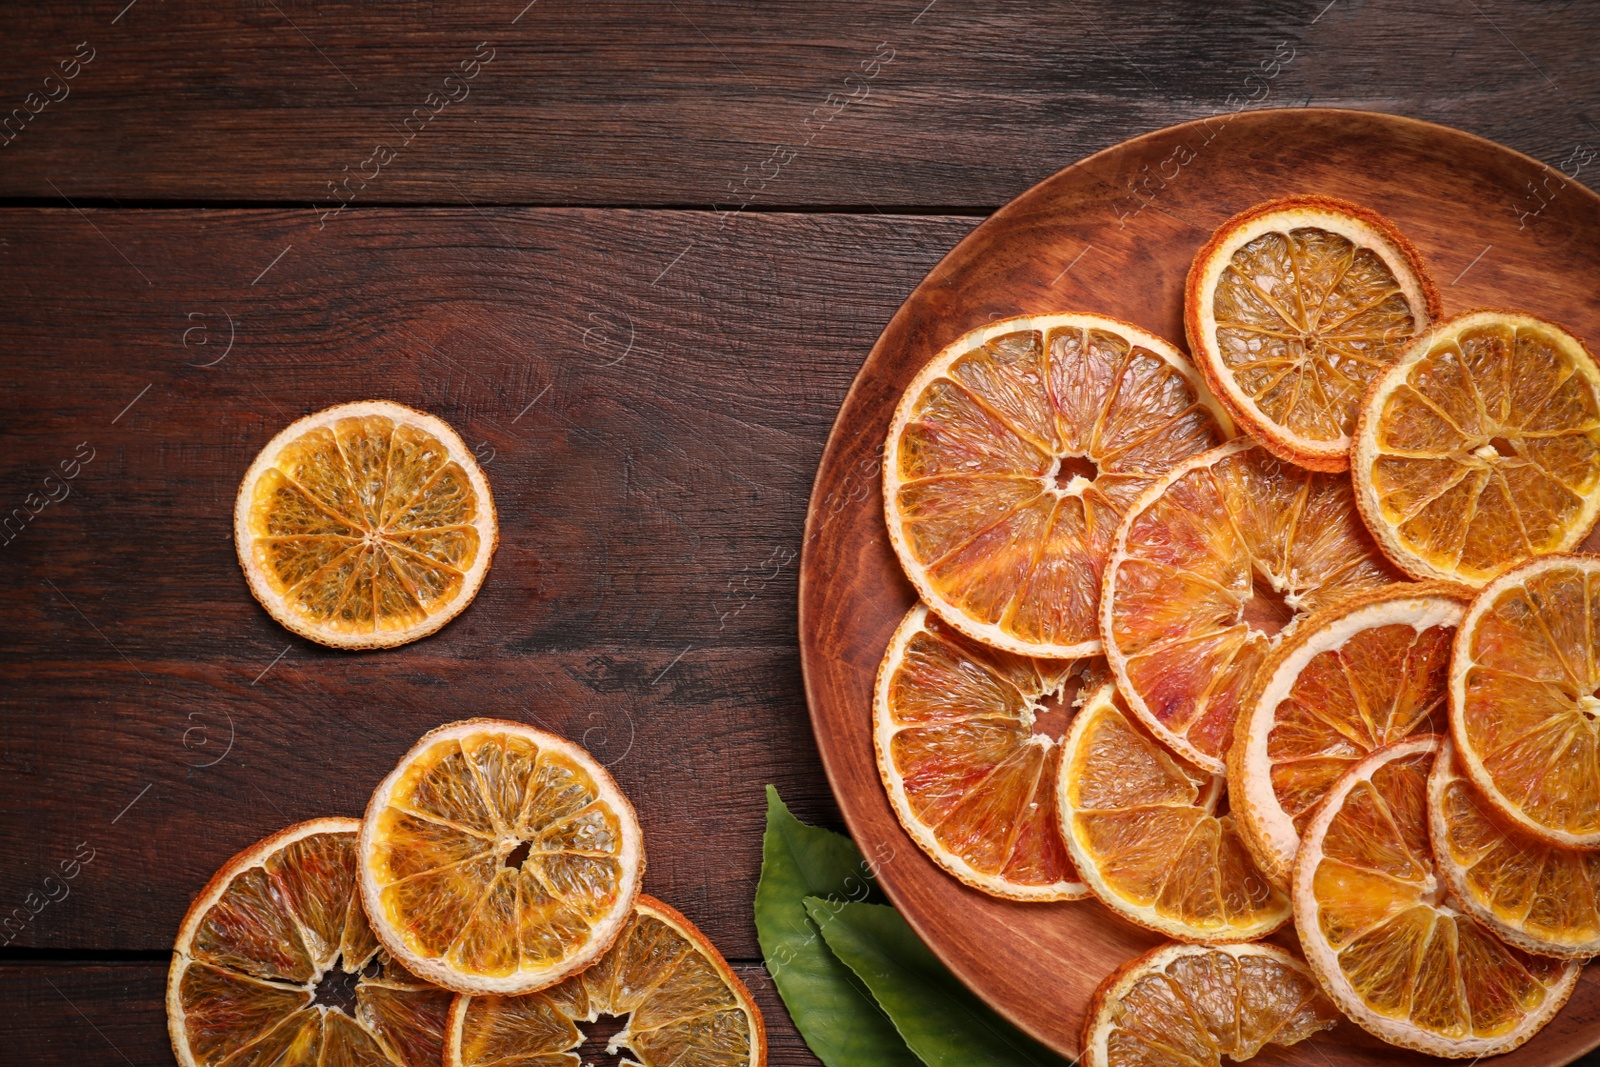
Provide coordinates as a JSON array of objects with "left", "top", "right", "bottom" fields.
[
  {"left": 446, "top": 895, "right": 765, "bottom": 1067},
  {"left": 1101, "top": 438, "right": 1400, "bottom": 773},
  {"left": 1430, "top": 737, "right": 1600, "bottom": 959},
  {"left": 168, "top": 818, "right": 452, "bottom": 1067},
  {"left": 1185, "top": 196, "right": 1439, "bottom": 471},
  {"left": 1058, "top": 679, "right": 1290, "bottom": 942},
  {"left": 360, "top": 719, "right": 644, "bottom": 995},
  {"left": 873, "top": 604, "right": 1088, "bottom": 901},
  {"left": 883, "top": 312, "right": 1233, "bottom": 657},
  {"left": 1294, "top": 736, "right": 1580, "bottom": 1058},
  {"left": 1080, "top": 942, "right": 1338, "bottom": 1067},
  {"left": 1230, "top": 581, "right": 1470, "bottom": 887},
  {"left": 235, "top": 400, "right": 497, "bottom": 648},
  {"left": 1450, "top": 555, "right": 1600, "bottom": 846},
  {"left": 1353, "top": 310, "right": 1600, "bottom": 586}
]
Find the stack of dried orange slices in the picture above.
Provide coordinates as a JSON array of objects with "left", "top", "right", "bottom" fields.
[
  {"left": 876, "top": 195, "right": 1600, "bottom": 1064},
  {"left": 168, "top": 719, "right": 765, "bottom": 1067}
]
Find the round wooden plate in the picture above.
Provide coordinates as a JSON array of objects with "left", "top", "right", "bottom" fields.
[{"left": 799, "top": 108, "right": 1600, "bottom": 1065}]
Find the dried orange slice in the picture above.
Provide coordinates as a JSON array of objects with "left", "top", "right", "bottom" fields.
[
  {"left": 446, "top": 895, "right": 765, "bottom": 1067},
  {"left": 1450, "top": 555, "right": 1600, "bottom": 846},
  {"left": 359, "top": 719, "right": 644, "bottom": 995},
  {"left": 1353, "top": 310, "right": 1600, "bottom": 586},
  {"left": 1058, "top": 679, "right": 1290, "bottom": 942},
  {"left": 873, "top": 604, "right": 1088, "bottom": 901},
  {"left": 1101, "top": 438, "right": 1400, "bottom": 773},
  {"left": 1430, "top": 738, "right": 1600, "bottom": 959},
  {"left": 1080, "top": 942, "right": 1337, "bottom": 1067},
  {"left": 883, "top": 312, "right": 1233, "bottom": 657},
  {"left": 235, "top": 400, "right": 497, "bottom": 648},
  {"left": 168, "top": 818, "right": 452, "bottom": 1067},
  {"left": 1230, "top": 581, "right": 1470, "bottom": 887},
  {"left": 1294, "top": 736, "right": 1580, "bottom": 1058},
  {"left": 1185, "top": 196, "right": 1439, "bottom": 471}
]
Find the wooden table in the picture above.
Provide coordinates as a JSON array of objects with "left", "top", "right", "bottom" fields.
[{"left": 1, "top": 3, "right": 1596, "bottom": 1064}]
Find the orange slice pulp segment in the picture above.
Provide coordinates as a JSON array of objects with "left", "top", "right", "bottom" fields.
[
  {"left": 235, "top": 400, "right": 497, "bottom": 649},
  {"left": 1430, "top": 737, "right": 1600, "bottom": 959},
  {"left": 360, "top": 719, "right": 644, "bottom": 995},
  {"left": 1293, "top": 736, "right": 1580, "bottom": 1058},
  {"left": 1353, "top": 311, "right": 1600, "bottom": 586},
  {"left": 884, "top": 312, "right": 1232, "bottom": 657},
  {"left": 447, "top": 895, "right": 765, "bottom": 1067},
  {"left": 873, "top": 605, "right": 1087, "bottom": 901},
  {"left": 1080, "top": 941, "right": 1337, "bottom": 1067},
  {"left": 168, "top": 818, "right": 452, "bottom": 1067},
  {"left": 1229, "top": 581, "right": 1468, "bottom": 887},
  {"left": 1450, "top": 555, "right": 1600, "bottom": 847},
  {"left": 1058, "top": 679, "right": 1290, "bottom": 942},
  {"left": 1186, "top": 195, "right": 1438, "bottom": 471},
  {"left": 1102, "top": 438, "right": 1400, "bottom": 773}
]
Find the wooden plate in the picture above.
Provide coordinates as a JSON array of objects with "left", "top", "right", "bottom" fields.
[{"left": 798, "top": 108, "right": 1600, "bottom": 1065}]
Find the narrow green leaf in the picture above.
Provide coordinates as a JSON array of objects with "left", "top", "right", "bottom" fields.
[
  {"left": 756, "top": 786, "right": 921, "bottom": 1067},
  {"left": 806, "top": 898, "right": 1075, "bottom": 1067}
]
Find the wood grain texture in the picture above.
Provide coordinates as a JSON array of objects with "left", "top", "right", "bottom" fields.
[
  {"left": 0, "top": 961, "right": 818, "bottom": 1065},
  {"left": 800, "top": 108, "right": 1600, "bottom": 1065},
  {"left": 0, "top": 1, "right": 1596, "bottom": 207},
  {"left": 6, "top": 2, "right": 1600, "bottom": 1064},
  {"left": 0, "top": 208, "right": 972, "bottom": 974}
]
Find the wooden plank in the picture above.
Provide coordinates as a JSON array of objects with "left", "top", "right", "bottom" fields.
[
  {"left": 0, "top": 962, "right": 821, "bottom": 1065},
  {"left": 0, "top": 207, "right": 974, "bottom": 960},
  {"left": 0, "top": 649, "right": 822, "bottom": 952},
  {"left": 0, "top": 1, "right": 1595, "bottom": 206}
]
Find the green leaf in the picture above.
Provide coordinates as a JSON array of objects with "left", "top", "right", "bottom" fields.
[
  {"left": 756, "top": 786, "right": 921, "bottom": 1067},
  {"left": 806, "top": 898, "right": 1075, "bottom": 1067}
]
